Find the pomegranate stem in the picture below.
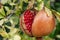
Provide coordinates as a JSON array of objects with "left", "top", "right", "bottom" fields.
[{"left": 36, "top": 37, "right": 43, "bottom": 40}]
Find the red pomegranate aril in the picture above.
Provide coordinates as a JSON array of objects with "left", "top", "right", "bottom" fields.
[
  {"left": 26, "top": 23, "right": 31, "bottom": 32},
  {"left": 27, "top": 25, "right": 31, "bottom": 29},
  {"left": 24, "top": 19, "right": 33, "bottom": 24},
  {"left": 29, "top": 22, "right": 32, "bottom": 25},
  {"left": 24, "top": 10, "right": 30, "bottom": 15},
  {"left": 23, "top": 10, "right": 36, "bottom": 33}
]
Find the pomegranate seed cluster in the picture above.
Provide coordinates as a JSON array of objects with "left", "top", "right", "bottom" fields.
[{"left": 24, "top": 10, "right": 36, "bottom": 33}]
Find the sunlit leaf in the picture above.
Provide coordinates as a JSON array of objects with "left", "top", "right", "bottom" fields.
[
  {"left": 0, "top": 7, "right": 5, "bottom": 16},
  {"left": 34, "top": 1, "right": 44, "bottom": 10},
  {"left": 4, "top": 6, "right": 10, "bottom": 11},
  {"left": 44, "top": 0, "right": 50, "bottom": 9},
  {"left": 19, "top": 0, "right": 23, "bottom": 10},
  {"left": 56, "top": 35, "right": 60, "bottom": 38},
  {"left": 13, "top": 0, "right": 17, "bottom": 3},
  {"left": 9, "top": 15, "right": 19, "bottom": 25},
  {"left": 52, "top": 10, "right": 60, "bottom": 22},
  {"left": 0, "top": 29, "right": 9, "bottom": 38},
  {"left": 10, "top": 3, "right": 16, "bottom": 6},
  {"left": 44, "top": 36, "right": 54, "bottom": 40},
  {"left": 8, "top": 28, "right": 18, "bottom": 37},
  {"left": 15, "top": 7, "right": 21, "bottom": 16},
  {"left": 7, "top": 0, "right": 12, "bottom": 3},
  {"left": 0, "top": 19, "right": 4, "bottom": 26},
  {"left": 36, "top": 0, "right": 42, "bottom": 3},
  {"left": 23, "top": 0, "right": 28, "bottom": 3},
  {"left": 6, "top": 10, "right": 11, "bottom": 15},
  {"left": 0, "top": 14, "right": 4, "bottom": 18},
  {"left": 8, "top": 34, "right": 21, "bottom": 40},
  {"left": 1, "top": 0, "right": 8, "bottom": 4}
]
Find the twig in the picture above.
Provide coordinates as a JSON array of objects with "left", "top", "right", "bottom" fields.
[
  {"left": 27, "top": 0, "right": 35, "bottom": 9},
  {"left": 6, "top": 10, "right": 15, "bottom": 19},
  {"left": 36, "top": 37, "right": 43, "bottom": 40}
]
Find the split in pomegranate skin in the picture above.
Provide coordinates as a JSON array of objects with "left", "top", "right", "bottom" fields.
[
  {"left": 20, "top": 10, "right": 36, "bottom": 36},
  {"left": 24, "top": 10, "right": 36, "bottom": 33}
]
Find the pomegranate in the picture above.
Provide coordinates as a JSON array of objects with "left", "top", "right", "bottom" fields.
[{"left": 20, "top": 8, "right": 55, "bottom": 37}]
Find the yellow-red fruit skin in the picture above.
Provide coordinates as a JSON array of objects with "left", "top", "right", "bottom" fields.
[{"left": 32, "top": 9, "right": 55, "bottom": 37}]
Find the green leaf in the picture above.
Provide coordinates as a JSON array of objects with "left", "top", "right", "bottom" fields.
[
  {"left": 0, "top": 29, "right": 9, "bottom": 38},
  {"left": 0, "top": 7, "right": 5, "bottom": 16},
  {"left": 15, "top": 8, "right": 21, "bottom": 16},
  {"left": 44, "top": 0, "right": 50, "bottom": 9},
  {"left": 52, "top": 10, "right": 60, "bottom": 22},
  {"left": 19, "top": 0, "right": 23, "bottom": 10},
  {"left": 7, "top": 0, "right": 12, "bottom": 3},
  {"left": 1, "top": 0, "right": 8, "bottom": 4},
  {"left": 56, "top": 21, "right": 60, "bottom": 34},
  {"left": 23, "top": 0, "right": 28, "bottom": 3},
  {"left": 34, "top": 1, "right": 44, "bottom": 10},
  {"left": 0, "top": 14, "right": 4, "bottom": 18},
  {"left": 49, "top": 28, "right": 56, "bottom": 38},
  {"left": 13, "top": 0, "right": 17, "bottom": 3},
  {"left": 10, "top": 3, "right": 16, "bottom": 6},
  {"left": 4, "top": 6, "right": 10, "bottom": 11},
  {"left": 56, "top": 8, "right": 60, "bottom": 13},
  {"left": 8, "top": 34, "right": 21, "bottom": 40},
  {"left": 0, "top": 19, "right": 4, "bottom": 25},
  {"left": 36, "top": 0, "right": 42, "bottom": 3},
  {"left": 56, "top": 35, "right": 60, "bottom": 39},
  {"left": 4, "top": 6, "right": 11, "bottom": 15},
  {"left": 44, "top": 36, "right": 54, "bottom": 40},
  {"left": 10, "top": 15, "right": 19, "bottom": 25},
  {"left": 56, "top": 13, "right": 60, "bottom": 22},
  {"left": 6, "top": 10, "right": 11, "bottom": 15}
]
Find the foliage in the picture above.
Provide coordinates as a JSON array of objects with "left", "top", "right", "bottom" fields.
[{"left": 0, "top": 0, "right": 60, "bottom": 40}]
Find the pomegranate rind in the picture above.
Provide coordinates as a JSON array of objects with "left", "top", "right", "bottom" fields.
[{"left": 32, "top": 9, "right": 55, "bottom": 37}]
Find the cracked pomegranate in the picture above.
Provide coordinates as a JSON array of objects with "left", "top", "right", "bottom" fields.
[{"left": 20, "top": 9, "right": 55, "bottom": 37}]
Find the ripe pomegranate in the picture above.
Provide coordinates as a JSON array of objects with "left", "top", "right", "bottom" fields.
[{"left": 20, "top": 8, "right": 55, "bottom": 37}]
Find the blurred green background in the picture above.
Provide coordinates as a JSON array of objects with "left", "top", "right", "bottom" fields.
[{"left": 0, "top": 0, "right": 60, "bottom": 40}]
